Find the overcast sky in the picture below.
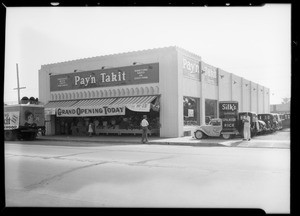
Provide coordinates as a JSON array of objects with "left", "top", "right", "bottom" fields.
[{"left": 4, "top": 4, "right": 291, "bottom": 104}]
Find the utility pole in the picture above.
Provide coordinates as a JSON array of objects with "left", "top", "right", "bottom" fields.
[{"left": 13, "top": 63, "right": 26, "bottom": 104}]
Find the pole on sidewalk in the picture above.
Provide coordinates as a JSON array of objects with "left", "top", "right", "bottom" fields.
[{"left": 13, "top": 63, "right": 26, "bottom": 104}]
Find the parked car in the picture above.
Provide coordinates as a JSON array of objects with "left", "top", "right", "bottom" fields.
[
  {"left": 238, "top": 112, "right": 261, "bottom": 137},
  {"left": 273, "top": 113, "right": 283, "bottom": 130},
  {"left": 257, "top": 120, "right": 267, "bottom": 135},
  {"left": 258, "top": 113, "right": 276, "bottom": 133}
]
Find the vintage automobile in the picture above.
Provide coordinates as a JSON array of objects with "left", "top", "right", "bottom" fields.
[
  {"left": 238, "top": 112, "right": 261, "bottom": 137},
  {"left": 194, "top": 118, "right": 239, "bottom": 140},
  {"left": 273, "top": 113, "right": 283, "bottom": 130},
  {"left": 257, "top": 120, "right": 267, "bottom": 135},
  {"left": 258, "top": 113, "right": 277, "bottom": 133}
]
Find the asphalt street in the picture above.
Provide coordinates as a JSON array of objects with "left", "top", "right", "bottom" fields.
[{"left": 4, "top": 130, "right": 290, "bottom": 213}]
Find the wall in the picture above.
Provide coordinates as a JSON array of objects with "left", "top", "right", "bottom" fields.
[
  {"left": 241, "top": 78, "right": 251, "bottom": 112},
  {"left": 218, "top": 69, "right": 231, "bottom": 101},
  {"left": 231, "top": 74, "right": 242, "bottom": 109},
  {"left": 257, "top": 84, "right": 264, "bottom": 113},
  {"left": 250, "top": 82, "right": 258, "bottom": 112}
]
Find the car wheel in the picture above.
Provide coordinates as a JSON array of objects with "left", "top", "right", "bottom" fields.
[
  {"left": 222, "top": 134, "right": 231, "bottom": 139},
  {"left": 195, "top": 130, "right": 204, "bottom": 139}
]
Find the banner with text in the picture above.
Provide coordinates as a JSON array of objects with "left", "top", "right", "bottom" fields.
[
  {"left": 56, "top": 105, "right": 126, "bottom": 117},
  {"left": 50, "top": 63, "right": 159, "bottom": 92},
  {"left": 4, "top": 112, "right": 20, "bottom": 130}
]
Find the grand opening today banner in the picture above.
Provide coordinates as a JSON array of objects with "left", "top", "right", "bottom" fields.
[{"left": 50, "top": 63, "right": 159, "bottom": 92}]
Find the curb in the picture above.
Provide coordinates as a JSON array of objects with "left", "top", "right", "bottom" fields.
[{"left": 35, "top": 137, "right": 234, "bottom": 147}]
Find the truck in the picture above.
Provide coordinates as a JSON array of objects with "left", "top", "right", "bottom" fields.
[
  {"left": 4, "top": 104, "right": 45, "bottom": 141},
  {"left": 193, "top": 101, "right": 262, "bottom": 140},
  {"left": 194, "top": 101, "right": 239, "bottom": 139}
]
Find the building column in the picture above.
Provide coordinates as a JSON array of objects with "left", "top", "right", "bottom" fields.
[
  {"left": 241, "top": 78, "right": 244, "bottom": 112},
  {"left": 216, "top": 68, "right": 220, "bottom": 118},
  {"left": 200, "top": 70, "right": 205, "bottom": 125}
]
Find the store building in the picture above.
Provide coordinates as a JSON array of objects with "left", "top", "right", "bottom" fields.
[{"left": 39, "top": 46, "right": 270, "bottom": 138}]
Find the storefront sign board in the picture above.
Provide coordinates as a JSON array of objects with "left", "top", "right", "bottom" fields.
[
  {"left": 56, "top": 105, "right": 126, "bottom": 117},
  {"left": 219, "top": 101, "right": 239, "bottom": 132},
  {"left": 50, "top": 63, "right": 159, "bottom": 92},
  {"left": 202, "top": 62, "right": 218, "bottom": 85},
  {"left": 4, "top": 112, "right": 20, "bottom": 130},
  {"left": 126, "top": 103, "right": 151, "bottom": 112},
  {"left": 45, "top": 108, "right": 56, "bottom": 115},
  {"left": 182, "top": 56, "right": 200, "bottom": 80}
]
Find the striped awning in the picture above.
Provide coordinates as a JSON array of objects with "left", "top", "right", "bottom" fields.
[
  {"left": 112, "top": 96, "right": 157, "bottom": 106},
  {"left": 71, "top": 98, "right": 116, "bottom": 107},
  {"left": 44, "top": 100, "right": 78, "bottom": 108}
]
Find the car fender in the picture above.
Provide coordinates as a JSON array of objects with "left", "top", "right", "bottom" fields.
[{"left": 194, "top": 128, "right": 209, "bottom": 136}]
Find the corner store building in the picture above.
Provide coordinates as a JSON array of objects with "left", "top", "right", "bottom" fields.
[{"left": 39, "top": 46, "right": 270, "bottom": 138}]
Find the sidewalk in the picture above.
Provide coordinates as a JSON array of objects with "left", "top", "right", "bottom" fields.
[{"left": 36, "top": 134, "right": 242, "bottom": 147}]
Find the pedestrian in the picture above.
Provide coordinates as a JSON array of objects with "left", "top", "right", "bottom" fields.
[
  {"left": 140, "top": 115, "right": 149, "bottom": 143},
  {"left": 243, "top": 113, "right": 251, "bottom": 141},
  {"left": 88, "top": 122, "right": 93, "bottom": 137}
]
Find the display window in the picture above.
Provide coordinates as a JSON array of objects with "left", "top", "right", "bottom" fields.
[
  {"left": 205, "top": 99, "right": 217, "bottom": 123},
  {"left": 54, "top": 107, "right": 160, "bottom": 136},
  {"left": 183, "top": 96, "right": 200, "bottom": 126}
]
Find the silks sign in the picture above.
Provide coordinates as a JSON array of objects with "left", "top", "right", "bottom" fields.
[
  {"left": 50, "top": 63, "right": 159, "bottom": 91},
  {"left": 57, "top": 106, "right": 126, "bottom": 117}
]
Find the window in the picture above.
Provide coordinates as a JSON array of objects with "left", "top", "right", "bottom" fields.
[{"left": 183, "top": 96, "right": 200, "bottom": 126}]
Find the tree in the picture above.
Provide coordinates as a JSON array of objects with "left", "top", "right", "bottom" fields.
[{"left": 281, "top": 97, "right": 290, "bottom": 104}]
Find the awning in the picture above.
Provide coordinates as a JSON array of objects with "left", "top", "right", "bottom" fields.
[
  {"left": 112, "top": 96, "right": 157, "bottom": 112},
  {"left": 71, "top": 98, "right": 116, "bottom": 107},
  {"left": 112, "top": 96, "right": 157, "bottom": 106},
  {"left": 46, "top": 96, "right": 158, "bottom": 116},
  {"left": 45, "top": 100, "right": 78, "bottom": 108}
]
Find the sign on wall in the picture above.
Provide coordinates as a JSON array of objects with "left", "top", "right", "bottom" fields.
[
  {"left": 4, "top": 112, "right": 20, "bottom": 130},
  {"left": 202, "top": 62, "right": 218, "bottom": 85},
  {"left": 182, "top": 56, "right": 201, "bottom": 80},
  {"left": 50, "top": 63, "right": 159, "bottom": 92},
  {"left": 57, "top": 105, "right": 126, "bottom": 117}
]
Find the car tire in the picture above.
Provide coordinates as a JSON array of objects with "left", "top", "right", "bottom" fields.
[
  {"left": 222, "top": 134, "right": 231, "bottom": 139},
  {"left": 195, "top": 130, "right": 204, "bottom": 139}
]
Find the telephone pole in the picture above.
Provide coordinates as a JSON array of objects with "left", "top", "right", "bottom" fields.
[{"left": 13, "top": 63, "right": 26, "bottom": 104}]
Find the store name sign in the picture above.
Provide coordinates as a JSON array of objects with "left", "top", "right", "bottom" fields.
[
  {"left": 74, "top": 71, "right": 126, "bottom": 86},
  {"left": 182, "top": 56, "right": 200, "bottom": 80},
  {"left": 50, "top": 63, "right": 159, "bottom": 92},
  {"left": 57, "top": 106, "right": 126, "bottom": 117},
  {"left": 202, "top": 62, "right": 218, "bottom": 85}
]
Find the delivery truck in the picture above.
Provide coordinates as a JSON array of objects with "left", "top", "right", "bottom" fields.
[
  {"left": 4, "top": 104, "right": 45, "bottom": 141},
  {"left": 194, "top": 101, "right": 239, "bottom": 139}
]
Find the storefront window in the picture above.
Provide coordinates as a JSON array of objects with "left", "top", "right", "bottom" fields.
[
  {"left": 205, "top": 99, "right": 217, "bottom": 123},
  {"left": 183, "top": 96, "right": 200, "bottom": 126}
]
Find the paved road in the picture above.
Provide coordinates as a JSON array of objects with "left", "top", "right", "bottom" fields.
[
  {"left": 232, "top": 129, "right": 290, "bottom": 148},
  {"left": 5, "top": 136, "right": 290, "bottom": 213}
]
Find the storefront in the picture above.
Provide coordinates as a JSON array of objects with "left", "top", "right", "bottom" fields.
[{"left": 39, "top": 46, "right": 270, "bottom": 138}]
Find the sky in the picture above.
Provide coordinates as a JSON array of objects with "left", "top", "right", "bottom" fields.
[{"left": 4, "top": 4, "right": 291, "bottom": 105}]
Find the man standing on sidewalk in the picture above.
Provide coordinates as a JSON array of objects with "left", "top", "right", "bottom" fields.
[
  {"left": 243, "top": 113, "right": 251, "bottom": 141},
  {"left": 140, "top": 115, "right": 149, "bottom": 143}
]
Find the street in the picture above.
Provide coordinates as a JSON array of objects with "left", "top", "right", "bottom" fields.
[{"left": 5, "top": 130, "right": 290, "bottom": 213}]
